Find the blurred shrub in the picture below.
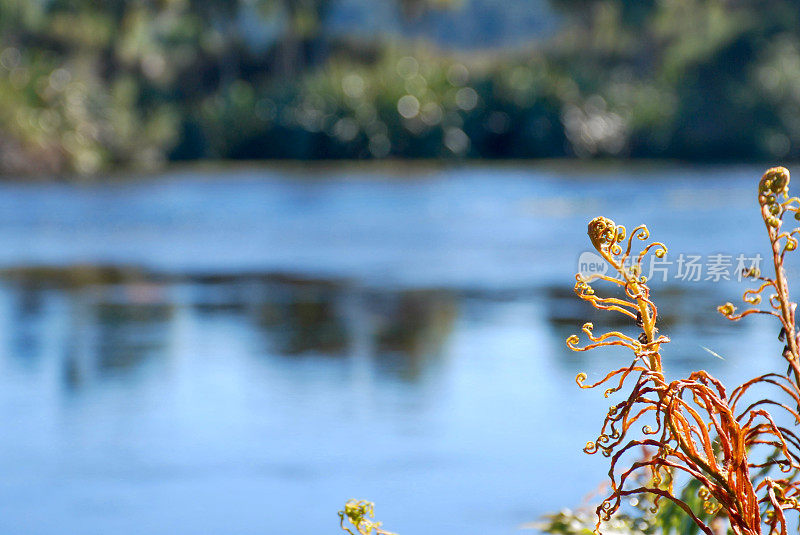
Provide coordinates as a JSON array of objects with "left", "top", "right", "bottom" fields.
[
  {"left": 7, "top": 0, "right": 800, "bottom": 173},
  {"left": 536, "top": 479, "right": 716, "bottom": 535},
  {"left": 199, "top": 47, "right": 568, "bottom": 160}
]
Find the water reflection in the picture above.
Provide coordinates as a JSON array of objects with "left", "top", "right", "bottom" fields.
[
  {"left": 254, "top": 275, "right": 351, "bottom": 356},
  {"left": 72, "top": 301, "right": 171, "bottom": 379},
  {"left": 0, "top": 263, "right": 759, "bottom": 396},
  {"left": 0, "top": 267, "right": 460, "bottom": 389},
  {"left": 0, "top": 263, "right": 785, "bottom": 535},
  {"left": 370, "top": 289, "right": 457, "bottom": 380},
  {"left": 0, "top": 166, "right": 786, "bottom": 535}
]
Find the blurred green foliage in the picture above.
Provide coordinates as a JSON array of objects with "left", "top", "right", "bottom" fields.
[
  {"left": 4, "top": 0, "right": 800, "bottom": 174},
  {"left": 537, "top": 479, "right": 718, "bottom": 535}
]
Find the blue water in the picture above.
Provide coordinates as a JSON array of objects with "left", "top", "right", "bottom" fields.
[{"left": 0, "top": 163, "right": 792, "bottom": 534}]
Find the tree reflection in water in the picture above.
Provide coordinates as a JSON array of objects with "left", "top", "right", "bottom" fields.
[{"left": 0, "top": 267, "right": 458, "bottom": 389}]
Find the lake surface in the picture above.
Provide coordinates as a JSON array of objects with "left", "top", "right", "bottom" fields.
[{"left": 0, "top": 163, "right": 793, "bottom": 534}]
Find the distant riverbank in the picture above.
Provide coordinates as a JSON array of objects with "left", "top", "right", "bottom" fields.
[{"left": 5, "top": 1, "right": 800, "bottom": 175}]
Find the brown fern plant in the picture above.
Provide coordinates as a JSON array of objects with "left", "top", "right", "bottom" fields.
[{"left": 568, "top": 167, "right": 800, "bottom": 535}]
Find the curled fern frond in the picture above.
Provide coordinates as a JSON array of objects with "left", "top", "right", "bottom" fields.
[{"left": 569, "top": 167, "right": 800, "bottom": 535}]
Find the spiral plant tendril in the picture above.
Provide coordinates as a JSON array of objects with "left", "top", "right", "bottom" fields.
[{"left": 568, "top": 167, "right": 800, "bottom": 535}]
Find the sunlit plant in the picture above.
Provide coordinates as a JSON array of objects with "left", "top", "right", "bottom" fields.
[
  {"left": 338, "top": 499, "right": 396, "bottom": 535},
  {"left": 567, "top": 167, "right": 800, "bottom": 534},
  {"left": 343, "top": 167, "right": 800, "bottom": 535}
]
